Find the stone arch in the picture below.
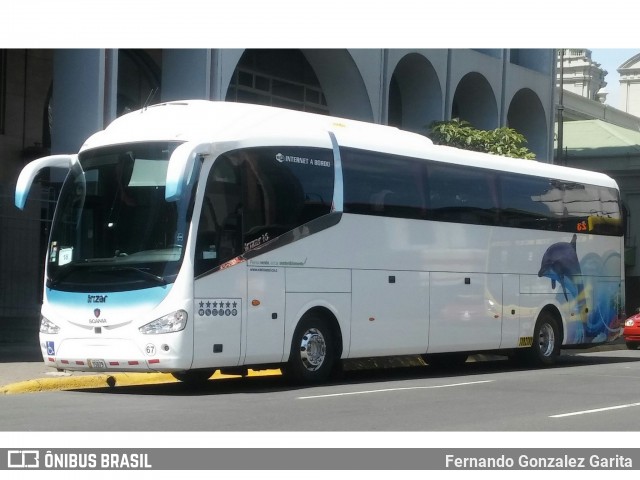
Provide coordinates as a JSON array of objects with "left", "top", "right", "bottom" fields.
[
  {"left": 451, "top": 72, "right": 498, "bottom": 130},
  {"left": 507, "top": 88, "right": 548, "bottom": 159},
  {"left": 388, "top": 53, "right": 442, "bottom": 133},
  {"left": 226, "top": 49, "right": 373, "bottom": 121}
]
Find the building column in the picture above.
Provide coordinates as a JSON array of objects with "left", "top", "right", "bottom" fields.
[
  {"left": 52, "top": 49, "right": 107, "bottom": 154},
  {"left": 161, "top": 49, "right": 212, "bottom": 102}
]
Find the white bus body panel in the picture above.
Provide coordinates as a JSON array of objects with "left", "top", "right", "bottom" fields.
[{"left": 351, "top": 269, "right": 429, "bottom": 357}]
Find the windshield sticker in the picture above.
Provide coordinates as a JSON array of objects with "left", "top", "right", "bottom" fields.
[
  {"left": 58, "top": 248, "right": 73, "bottom": 266},
  {"left": 275, "top": 153, "right": 331, "bottom": 168}
]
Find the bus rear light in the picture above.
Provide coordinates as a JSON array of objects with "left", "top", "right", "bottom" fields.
[{"left": 139, "top": 310, "right": 188, "bottom": 335}]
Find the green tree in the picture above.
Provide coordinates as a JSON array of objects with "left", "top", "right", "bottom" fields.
[{"left": 427, "top": 118, "right": 536, "bottom": 160}]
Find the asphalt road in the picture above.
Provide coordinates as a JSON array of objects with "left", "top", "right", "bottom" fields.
[{"left": 1, "top": 349, "right": 640, "bottom": 432}]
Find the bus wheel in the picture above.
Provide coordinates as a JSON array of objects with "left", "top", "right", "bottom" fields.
[
  {"left": 172, "top": 369, "right": 216, "bottom": 385},
  {"left": 286, "top": 315, "right": 335, "bottom": 384},
  {"left": 527, "top": 312, "right": 561, "bottom": 366}
]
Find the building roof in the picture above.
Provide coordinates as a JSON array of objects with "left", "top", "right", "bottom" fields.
[
  {"left": 619, "top": 53, "right": 640, "bottom": 71},
  {"left": 559, "top": 119, "right": 640, "bottom": 157}
]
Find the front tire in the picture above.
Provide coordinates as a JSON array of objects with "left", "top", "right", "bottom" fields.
[
  {"left": 626, "top": 341, "right": 639, "bottom": 350},
  {"left": 285, "top": 315, "right": 336, "bottom": 384}
]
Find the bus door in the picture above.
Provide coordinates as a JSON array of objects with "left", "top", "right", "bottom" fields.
[
  {"left": 191, "top": 157, "right": 245, "bottom": 369},
  {"left": 245, "top": 266, "right": 286, "bottom": 365},
  {"left": 193, "top": 267, "right": 245, "bottom": 369}
]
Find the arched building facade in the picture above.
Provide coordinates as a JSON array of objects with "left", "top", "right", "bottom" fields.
[
  {"left": 48, "top": 49, "right": 555, "bottom": 160},
  {"left": 0, "top": 48, "right": 556, "bottom": 339}
]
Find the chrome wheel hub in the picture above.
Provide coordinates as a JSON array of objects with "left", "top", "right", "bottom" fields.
[
  {"left": 538, "top": 322, "right": 555, "bottom": 357},
  {"left": 299, "top": 328, "right": 326, "bottom": 371}
]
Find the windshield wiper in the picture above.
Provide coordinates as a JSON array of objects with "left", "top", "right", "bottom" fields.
[
  {"left": 117, "top": 267, "right": 167, "bottom": 286},
  {"left": 48, "top": 264, "right": 85, "bottom": 287}
]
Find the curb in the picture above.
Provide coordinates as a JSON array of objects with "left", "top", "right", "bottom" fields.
[{"left": 1, "top": 369, "right": 282, "bottom": 395}]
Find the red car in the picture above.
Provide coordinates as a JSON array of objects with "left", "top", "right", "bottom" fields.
[{"left": 624, "top": 312, "right": 640, "bottom": 350}]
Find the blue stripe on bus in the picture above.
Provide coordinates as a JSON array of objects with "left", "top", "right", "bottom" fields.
[{"left": 46, "top": 285, "right": 172, "bottom": 308}]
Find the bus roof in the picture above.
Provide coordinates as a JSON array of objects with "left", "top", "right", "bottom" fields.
[{"left": 80, "top": 100, "right": 619, "bottom": 191}]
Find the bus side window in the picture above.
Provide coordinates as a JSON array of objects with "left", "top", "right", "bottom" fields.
[
  {"left": 427, "top": 164, "right": 498, "bottom": 226},
  {"left": 342, "top": 148, "right": 426, "bottom": 220},
  {"left": 240, "top": 146, "right": 334, "bottom": 252}
]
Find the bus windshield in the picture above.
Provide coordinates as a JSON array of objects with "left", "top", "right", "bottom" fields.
[{"left": 47, "top": 141, "right": 193, "bottom": 292}]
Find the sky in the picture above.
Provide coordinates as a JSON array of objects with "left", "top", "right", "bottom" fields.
[{"left": 588, "top": 49, "right": 640, "bottom": 110}]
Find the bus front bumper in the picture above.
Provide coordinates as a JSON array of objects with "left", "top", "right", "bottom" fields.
[{"left": 40, "top": 337, "right": 191, "bottom": 373}]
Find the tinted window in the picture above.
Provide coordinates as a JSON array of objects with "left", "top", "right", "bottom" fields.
[
  {"left": 500, "top": 174, "right": 557, "bottom": 230},
  {"left": 342, "top": 149, "right": 427, "bottom": 220},
  {"left": 241, "top": 147, "right": 334, "bottom": 249},
  {"left": 340, "top": 148, "right": 622, "bottom": 236},
  {"left": 500, "top": 174, "right": 623, "bottom": 235},
  {"left": 427, "top": 163, "right": 499, "bottom": 226},
  {"left": 195, "top": 147, "right": 334, "bottom": 275}
]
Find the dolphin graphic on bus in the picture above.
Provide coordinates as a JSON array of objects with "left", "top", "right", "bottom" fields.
[{"left": 538, "top": 234, "right": 583, "bottom": 302}]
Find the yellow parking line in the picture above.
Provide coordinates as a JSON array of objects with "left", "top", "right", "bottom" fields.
[{"left": 1, "top": 369, "right": 282, "bottom": 395}]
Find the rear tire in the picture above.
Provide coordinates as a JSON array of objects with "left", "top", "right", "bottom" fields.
[
  {"left": 524, "top": 312, "right": 561, "bottom": 366},
  {"left": 285, "top": 314, "right": 336, "bottom": 384}
]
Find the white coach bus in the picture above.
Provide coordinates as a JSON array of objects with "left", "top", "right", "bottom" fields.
[{"left": 15, "top": 100, "right": 625, "bottom": 383}]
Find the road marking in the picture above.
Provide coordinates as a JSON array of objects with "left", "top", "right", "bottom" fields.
[
  {"left": 297, "top": 380, "right": 494, "bottom": 400},
  {"left": 550, "top": 402, "right": 640, "bottom": 418}
]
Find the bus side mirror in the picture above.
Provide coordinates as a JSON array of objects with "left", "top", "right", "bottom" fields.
[
  {"left": 15, "top": 155, "right": 77, "bottom": 210},
  {"left": 165, "top": 141, "right": 210, "bottom": 202}
]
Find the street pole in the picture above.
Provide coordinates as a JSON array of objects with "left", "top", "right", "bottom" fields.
[{"left": 557, "top": 49, "right": 565, "bottom": 165}]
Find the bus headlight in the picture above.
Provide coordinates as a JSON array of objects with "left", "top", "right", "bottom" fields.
[
  {"left": 139, "top": 310, "right": 188, "bottom": 334},
  {"left": 40, "top": 316, "right": 60, "bottom": 334}
]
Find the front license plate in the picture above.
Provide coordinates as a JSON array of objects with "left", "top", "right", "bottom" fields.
[{"left": 87, "top": 359, "right": 106, "bottom": 369}]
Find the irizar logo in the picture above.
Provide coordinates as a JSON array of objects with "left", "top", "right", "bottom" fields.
[{"left": 87, "top": 294, "right": 108, "bottom": 303}]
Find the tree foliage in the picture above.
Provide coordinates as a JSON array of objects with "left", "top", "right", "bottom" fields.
[{"left": 427, "top": 119, "right": 536, "bottom": 160}]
